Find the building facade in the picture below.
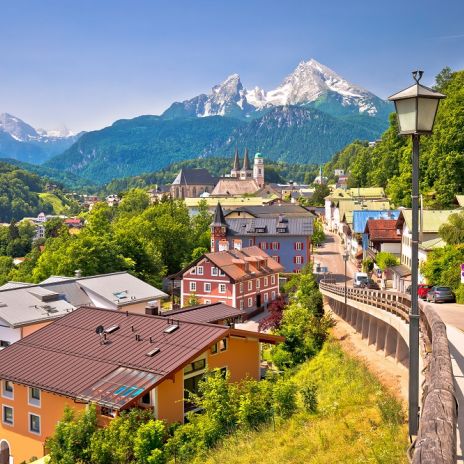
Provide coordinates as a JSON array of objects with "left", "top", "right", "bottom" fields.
[
  {"left": 210, "top": 203, "right": 313, "bottom": 273},
  {"left": 180, "top": 245, "right": 283, "bottom": 312},
  {"left": 0, "top": 307, "right": 282, "bottom": 463}
]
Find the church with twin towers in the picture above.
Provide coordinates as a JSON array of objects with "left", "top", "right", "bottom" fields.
[{"left": 170, "top": 148, "right": 267, "bottom": 198}]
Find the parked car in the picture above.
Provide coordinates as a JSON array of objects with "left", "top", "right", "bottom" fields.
[
  {"left": 405, "top": 284, "right": 433, "bottom": 299},
  {"left": 426, "top": 286, "right": 456, "bottom": 303},
  {"left": 353, "top": 272, "right": 369, "bottom": 288},
  {"left": 362, "top": 279, "right": 380, "bottom": 290}
]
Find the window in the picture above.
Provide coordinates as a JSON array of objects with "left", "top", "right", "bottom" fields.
[
  {"left": 189, "top": 282, "right": 197, "bottom": 292},
  {"left": 271, "top": 275, "right": 276, "bottom": 285},
  {"left": 256, "top": 279, "right": 260, "bottom": 289},
  {"left": 204, "top": 282, "right": 211, "bottom": 293},
  {"left": 28, "top": 387, "right": 41, "bottom": 407},
  {"left": 264, "top": 293, "right": 269, "bottom": 303},
  {"left": 219, "top": 284, "right": 226, "bottom": 293},
  {"left": 264, "top": 277, "right": 268, "bottom": 287},
  {"left": 239, "top": 282, "right": 243, "bottom": 294},
  {"left": 2, "top": 405, "right": 13, "bottom": 425},
  {"left": 184, "top": 358, "right": 206, "bottom": 375},
  {"left": 191, "top": 267, "right": 196, "bottom": 275},
  {"left": 295, "top": 255, "right": 303, "bottom": 264},
  {"left": 272, "top": 255, "right": 280, "bottom": 263},
  {"left": 219, "top": 269, "right": 225, "bottom": 276},
  {"left": 29, "top": 413, "right": 40, "bottom": 434},
  {"left": 248, "top": 281, "right": 252, "bottom": 291},
  {"left": 260, "top": 242, "right": 267, "bottom": 250},
  {"left": 295, "top": 242, "right": 304, "bottom": 250},
  {"left": 211, "top": 267, "right": 218, "bottom": 276},
  {"left": 140, "top": 392, "right": 151, "bottom": 405},
  {"left": 219, "top": 338, "right": 227, "bottom": 352},
  {"left": 197, "top": 266, "right": 204, "bottom": 275},
  {"left": 272, "top": 242, "right": 280, "bottom": 250},
  {"left": 272, "top": 291, "right": 276, "bottom": 300},
  {"left": 248, "top": 239, "right": 254, "bottom": 246},
  {"left": 2, "top": 380, "right": 13, "bottom": 399},
  {"left": 219, "top": 367, "right": 227, "bottom": 378},
  {"left": 248, "top": 297, "right": 253, "bottom": 308},
  {"left": 240, "top": 300, "right": 244, "bottom": 310}
]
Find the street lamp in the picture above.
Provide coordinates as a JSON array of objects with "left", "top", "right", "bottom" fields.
[
  {"left": 343, "top": 249, "right": 350, "bottom": 311},
  {"left": 388, "top": 71, "right": 445, "bottom": 437}
]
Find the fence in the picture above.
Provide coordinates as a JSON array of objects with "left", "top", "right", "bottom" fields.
[{"left": 319, "top": 281, "right": 457, "bottom": 464}]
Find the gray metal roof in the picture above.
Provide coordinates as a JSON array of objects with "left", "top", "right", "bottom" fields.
[
  {"left": 225, "top": 204, "right": 314, "bottom": 218},
  {"left": 0, "top": 272, "right": 167, "bottom": 327},
  {"left": 225, "top": 216, "right": 313, "bottom": 236},
  {"left": 171, "top": 168, "right": 216, "bottom": 186}
]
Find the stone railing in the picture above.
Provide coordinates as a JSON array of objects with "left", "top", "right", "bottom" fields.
[{"left": 319, "top": 281, "right": 457, "bottom": 464}]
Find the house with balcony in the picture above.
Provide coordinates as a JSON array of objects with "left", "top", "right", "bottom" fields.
[
  {"left": 0, "top": 306, "right": 282, "bottom": 463},
  {"left": 179, "top": 245, "right": 283, "bottom": 314},
  {"left": 364, "top": 219, "right": 402, "bottom": 259}
]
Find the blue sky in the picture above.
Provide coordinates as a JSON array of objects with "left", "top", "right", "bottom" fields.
[{"left": 0, "top": 0, "right": 463, "bottom": 132}]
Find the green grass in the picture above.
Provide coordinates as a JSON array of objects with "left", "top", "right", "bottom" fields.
[
  {"left": 200, "top": 340, "right": 409, "bottom": 464},
  {"left": 38, "top": 192, "right": 67, "bottom": 214}
]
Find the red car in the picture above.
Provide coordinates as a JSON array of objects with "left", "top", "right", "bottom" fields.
[{"left": 406, "top": 284, "right": 433, "bottom": 299}]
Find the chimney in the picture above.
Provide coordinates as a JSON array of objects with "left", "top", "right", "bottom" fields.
[
  {"left": 219, "top": 240, "right": 229, "bottom": 252},
  {"left": 75, "top": 269, "right": 82, "bottom": 278},
  {"left": 233, "top": 239, "right": 242, "bottom": 251},
  {"left": 145, "top": 300, "right": 159, "bottom": 316}
]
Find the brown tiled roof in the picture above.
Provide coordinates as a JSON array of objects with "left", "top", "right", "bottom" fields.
[
  {"left": 161, "top": 303, "right": 245, "bottom": 324},
  {"left": 0, "top": 306, "right": 282, "bottom": 409},
  {"left": 364, "top": 219, "right": 401, "bottom": 242},
  {"left": 204, "top": 246, "right": 284, "bottom": 282},
  {"left": 0, "top": 306, "right": 228, "bottom": 409}
]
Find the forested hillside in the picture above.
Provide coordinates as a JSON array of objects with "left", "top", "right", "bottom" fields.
[{"left": 324, "top": 68, "right": 463, "bottom": 208}]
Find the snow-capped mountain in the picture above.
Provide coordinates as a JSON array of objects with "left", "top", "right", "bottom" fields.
[
  {"left": 162, "top": 59, "right": 390, "bottom": 120},
  {"left": 0, "top": 113, "right": 80, "bottom": 164}
]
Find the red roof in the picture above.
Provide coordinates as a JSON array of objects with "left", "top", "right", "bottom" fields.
[
  {"left": 64, "top": 218, "right": 82, "bottom": 225},
  {"left": 364, "top": 219, "right": 401, "bottom": 242},
  {"left": 184, "top": 246, "right": 284, "bottom": 282},
  {"left": 0, "top": 306, "right": 282, "bottom": 409}
]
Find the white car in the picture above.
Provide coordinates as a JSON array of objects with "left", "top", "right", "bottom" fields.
[{"left": 353, "top": 272, "right": 368, "bottom": 288}]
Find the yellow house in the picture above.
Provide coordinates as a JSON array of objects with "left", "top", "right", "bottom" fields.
[{"left": 0, "top": 306, "right": 282, "bottom": 463}]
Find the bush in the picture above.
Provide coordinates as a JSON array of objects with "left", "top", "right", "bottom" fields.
[
  {"left": 375, "top": 252, "right": 399, "bottom": 271},
  {"left": 362, "top": 258, "right": 374, "bottom": 273},
  {"left": 455, "top": 284, "right": 464, "bottom": 304},
  {"left": 273, "top": 379, "right": 298, "bottom": 419},
  {"left": 237, "top": 379, "right": 273, "bottom": 429},
  {"left": 301, "top": 382, "right": 318, "bottom": 413}
]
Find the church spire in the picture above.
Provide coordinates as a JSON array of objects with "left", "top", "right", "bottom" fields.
[
  {"left": 233, "top": 146, "right": 240, "bottom": 171},
  {"left": 212, "top": 202, "right": 227, "bottom": 227},
  {"left": 241, "top": 148, "right": 250, "bottom": 171}
]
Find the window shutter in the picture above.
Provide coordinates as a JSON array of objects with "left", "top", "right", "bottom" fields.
[
  {"left": 277, "top": 242, "right": 280, "bottom": 250},
  {"left": 293, "top": 256, "right": 296, "bottom": 264},
  {"left": 293, "top": 242, "right": 296, "bottom": 250},
  {"left": 300, "top": 242, "right": 304, "bottom": 250}
]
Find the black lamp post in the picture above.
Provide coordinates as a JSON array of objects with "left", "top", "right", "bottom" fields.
[
  {"left": 388, "top": 71, "right": 445, "bottom": 437},
  {"left": 343, "top": 249, "right": 349, "bottom": 310}
]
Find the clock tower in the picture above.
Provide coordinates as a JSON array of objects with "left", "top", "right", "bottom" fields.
[{"left": 210, "top": 202, "right": 228, "bottom": 252}]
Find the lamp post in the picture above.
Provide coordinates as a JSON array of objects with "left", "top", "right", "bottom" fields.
[
  {"left": 388, "top": 71, "right": 445, "bottom": 437},
  {"left": 343, "top": 249, "right": 349, "bottom": 310}
]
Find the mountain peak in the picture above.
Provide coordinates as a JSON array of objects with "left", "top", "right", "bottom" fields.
[{"left": 163, "top": 59, "right": 387, "bottom": 119}]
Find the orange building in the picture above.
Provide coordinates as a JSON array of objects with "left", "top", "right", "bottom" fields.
[{"left": 0, "top": 306, "right": 282, "bottom": 463}]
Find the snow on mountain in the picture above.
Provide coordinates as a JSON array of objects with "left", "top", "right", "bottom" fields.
[
  {"left": 163, "top": 59, "right": 386, "bottom": 119},
  {"left": 0, "top": 113, "right": 74, "bottom": 141}
]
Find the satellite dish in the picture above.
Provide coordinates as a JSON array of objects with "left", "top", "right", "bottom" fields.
[{"left": 95, "top": 325, "right": 104, "bottom": 335}]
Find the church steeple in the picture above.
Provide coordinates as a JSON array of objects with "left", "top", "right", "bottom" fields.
[
  {"left": 241, "top": 148, "right": 250, "bottom": 171},
  {"left": 231, "top": 146, "right": 240, "bottom": 177},
  {"left": 210, "top": 202, "right": 228, "bottom": 252},
  {"left": 240, "top": 148, "right": 252, "bottom": 179}
]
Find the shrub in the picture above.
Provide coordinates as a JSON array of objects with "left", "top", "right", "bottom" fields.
[
  {"left": 301, "top": 382, "right": 318, "bottom": 413},
  {"left": 375, "top": 252, "right": 399, "bottom": 271},
  {"left": 273, "top": 379, "right": 298, "bottom": 419},
  {"left": 237, "top": 379, "right": 273, "bottom": 429},
  {"left": 362, "top": 257, "right": 374, "bottom": 273},
  {"left": 134, "top": 420, "right": 166, "bottom": 464}
]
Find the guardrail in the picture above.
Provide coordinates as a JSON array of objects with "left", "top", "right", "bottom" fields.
[{"left": 319, "top": 281, "right": 457, "bottom": 464}]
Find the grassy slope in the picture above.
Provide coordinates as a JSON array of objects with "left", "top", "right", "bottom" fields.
[
  {"left": 201, "top": 340, "right": 408, "bottom": 464},
  {"left": 38, "top": 192, "right": 66, "bottom": 214}
]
